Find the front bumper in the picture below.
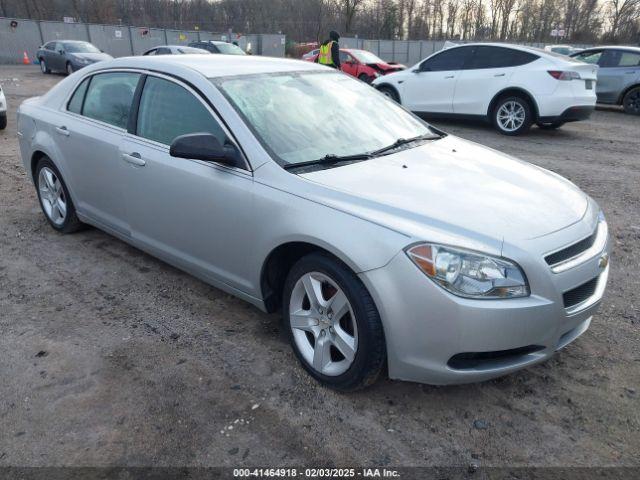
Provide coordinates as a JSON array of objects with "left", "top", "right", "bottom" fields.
[{"left": 359, "top": 214, "right": 610, "bottom": 385}]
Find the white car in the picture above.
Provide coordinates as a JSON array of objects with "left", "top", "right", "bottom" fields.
[
  {"left": 0, "top": 83, "right": 7, "bottom": 130},
  {"left": 373, "top": 43, "right": 598, "bottom": 135}
]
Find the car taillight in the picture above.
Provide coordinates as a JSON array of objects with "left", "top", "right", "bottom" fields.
[{"left": 547, "top": 70, "right": 581, "bottom": 81}]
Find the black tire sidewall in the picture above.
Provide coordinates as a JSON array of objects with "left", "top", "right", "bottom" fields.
[
  {"left": 66, "top": 62, "right": 74, "bottom": 75},
  {"left": 35, "top": 157, "right": 80, "bottom": 233},
  {"left": 283, "top": 253, "right": 386, "bottom": 391},
  {"left": 40, "top": 59, "right": 49, "bottom": 74},
  {"left": 0, "top": 114, "right": 6, "bottom": 130},
  {"left": 493, "top": 95, "right": 533, "bottom": 135},
  {"left": 623, "top": 87, "right": 640, "bottom": 115},
  {"left": 358, "top": 73, "right": 372, "bottom": 84},
  {"left": 379, "top": 86, "right": 400, "bottom": 103}
]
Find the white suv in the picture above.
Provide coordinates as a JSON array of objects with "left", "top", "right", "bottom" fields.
[{"left": 373, "top": 43, "right": 598, "bottom": 135}]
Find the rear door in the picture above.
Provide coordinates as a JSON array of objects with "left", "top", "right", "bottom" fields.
[
  {"left": 400, "top": 46, "right": 474, "bottom": 113},
  {"left": 120, "top": 74, "right": 256, "bottom": 292},
  {"left": 55, "top": 71, "right": 141, "bottom": 235},
  {"left": 598, "top": 49, "right": 640, "bottom": 103},
  {"left": 453, "top": 46, "right": 538, "bottom": 115}
]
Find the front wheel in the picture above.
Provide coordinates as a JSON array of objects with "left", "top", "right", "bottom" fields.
[
  {"left": 622, "top": 87, "right": 640, "bottom": 115},
  {"left": 66, "top": 62, "right": 74, "bottom": 75},
  {"left": 358, "top": 73, "right": 373, "bottom": 84},
  {"left": 377, "top": 85, "right": 400, "bottom": 103},
  {"left": 492, "top": 95, "right": 533, "bottom": 135},
  {"left": 0, "top": 114, "right": 6, "bottom": 130},
  {"left": 283, "top": 253, "right": 386, "bottom": 391}
]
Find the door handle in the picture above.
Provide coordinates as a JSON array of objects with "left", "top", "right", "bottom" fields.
[
  {"left": 494, "top": 73, "right": 506, "bottom": 77},
  {"left": 55, "top": 126, "right": 70, "bottom": 136},
  {"left": 122, "top": 152, "right": 146, "bottom": 167},
  {"left": 444, "top": 75, "right": 455, "bottom": 79}
]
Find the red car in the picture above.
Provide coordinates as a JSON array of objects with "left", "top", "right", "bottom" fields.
[{"left": 305, "top": 48, "right": 405, "bottom": 83}]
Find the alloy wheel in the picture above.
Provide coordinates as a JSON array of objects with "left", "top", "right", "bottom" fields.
[
  {"left": 289, "top": 272, "right": 358, "bottom": 376},
  {"left": 497, "top": 100, "right": 526, "bottom": 132},
  {"left": 66, "top": 63, "right": 74, "bottom": 75},
  {"left": 38, "top": 167, "right": 67, "bottom": 226},
  {"left": 40, "top": 60, "right": 46, "bottom": 73}
]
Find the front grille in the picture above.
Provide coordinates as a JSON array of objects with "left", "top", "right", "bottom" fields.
[
  {"left": 563, "top": 276, "right": 599, "bottom": 309},
  {"left": 546, "top": 229, "right": 598, "bottom": 267}
]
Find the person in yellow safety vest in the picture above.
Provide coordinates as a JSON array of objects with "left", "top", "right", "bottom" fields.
[{"left": 316, "top": 31, "right": 341, "bottom": 69}]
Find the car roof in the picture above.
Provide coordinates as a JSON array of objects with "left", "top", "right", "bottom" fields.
[
  {"left": 578, "top": 45, "right": 640, "bottom": 52},
  {"left": 441, "top": 42, "right": 572, "bottom": 60},
  {"left": 103, "top": 54, "right": 325, "bottom": 77}
]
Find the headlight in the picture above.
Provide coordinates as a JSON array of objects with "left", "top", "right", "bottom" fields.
[{"left": 406, "top": 243, "right": 529, "bottom": 299}]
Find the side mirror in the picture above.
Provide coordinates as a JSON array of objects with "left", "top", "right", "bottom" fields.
[
  {"left": 169, "top": 133, "right": 242, "bottom": 168},
  {"left": 58, "top": 49, "right": 65, "bottom": 55}
]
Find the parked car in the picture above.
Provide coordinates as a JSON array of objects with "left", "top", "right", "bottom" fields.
[
  {"left": 17, "top": 55, "right": 610, "bottom": 390},
  {"left": 37, "top": 41, "right": 113, "bottom": 75},
  {"left": 143, "top": 45, "right": 210, "bottom": 56},
  {"left": 545, "top": 45, "right": 583, "bottom": 56},
  {"left": 302, "top": 48, "right": 319, "bottom": 60},
  {"left": 188, "top": 40, "right": 246, "bottom": 55},
  {"left": 373, "top": 43, "right": 598, "bottom": 135},
  {"left": 570, "top": 46, "right": 640, "bottom": 115},
  {"left": 305, "top": 48, "right": 405, "bottom": 83},
  {"left": 0, "top": 84, "right": 6, "bottom": 130}
]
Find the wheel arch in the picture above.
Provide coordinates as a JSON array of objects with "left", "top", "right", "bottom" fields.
[
  {"left": 487, "top": 87, "right": 539, "bottom": 120},
  {"left": 260, "top": 240, "right": 361, "bottom": 313},
  {"left": 618, "top": 83, "right": 640, "bottom": 105},
  {"left": 374, "top": 82, "right": 401, "bottom": 102}
]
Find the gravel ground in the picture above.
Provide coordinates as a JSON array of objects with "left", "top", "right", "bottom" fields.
[{"left": 0, "top": 65, "right": 638, "bottom": 470}]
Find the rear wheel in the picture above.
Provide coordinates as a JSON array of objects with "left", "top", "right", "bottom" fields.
[
  {"left": 358, "top": 73, "right": 373, "bottom": 84},
  {"left": 35, "top": 157, "right": 83, "bottom": 233},
  {"left": 492, "top": 95, "right": 533, "bottom": 135},
  {"left": 622, "top": 87, "right": 640, "bottom": 115},
  {"left": 283, "top": 253, "right": 386, "bottom": 391},
  {"left": 39, "top": 58, "right": 50, "bottom": 74},
  {"left": 377, "top": 85, "right": 400, "bottom": 103}
]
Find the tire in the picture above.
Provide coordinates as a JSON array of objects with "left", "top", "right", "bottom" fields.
[
  {"left": 377, "top": 85, "right": 400, "bottom": 103},
  {"left": 622, "top": 86, "right": 640, "bottom": 115},
  {"left": 492, "top": 95, "right": 533, "bottom": 135},
  {"left": 66, "top": 62, "right": 74, "bottom": 75},
  {"left": 536, "top": 121, "right": 564, "bottom": 130},
  {"left": 283, "top": 252, "right": 386, "bottom": 391},
  {"left": 358, "top": 73, "right": 372, "bottom": 84},
  {"left": 0, "top": 114, "right": 6, "bottom": 130},
  {"left": 35, "top": 157, "right": 83, "bottom": 233},
  {"left": 39, "top": 58, "right": 50, "bottom": 74}
]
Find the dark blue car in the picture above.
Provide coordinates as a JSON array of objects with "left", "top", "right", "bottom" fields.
[{"left": 37, "top": 40, "right": 113, "bottom": 75}]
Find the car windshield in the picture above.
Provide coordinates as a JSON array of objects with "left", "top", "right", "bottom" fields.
[
  {"left": 214, "top": 71, "right": 433, "bottom": 167},
  {"left": 63, "top": 42, "right": 100, "bottom": 53},
  {"left": 350, "top": 50, "right": 384, "bottom": 64},
  {"left": 216, "top": 43, "right": 246, "bottom": 55}
]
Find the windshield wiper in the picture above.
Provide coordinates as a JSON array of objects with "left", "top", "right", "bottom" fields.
[
  {"left": 283, "top": 153, "right": 372, "bottom": 171},
  {"left": 370, "top": 133, "right": 441, "bottom": 157}
]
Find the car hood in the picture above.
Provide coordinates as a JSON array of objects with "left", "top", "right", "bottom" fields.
[
  {"left": 299, "top": 136, "right": 588, "bottom": 243},
  {"left": 367, "top": 62, "right": 405, "bottom": 72},
  {"left": 70, "top": 52, "right": 113, "bottom": 62}
]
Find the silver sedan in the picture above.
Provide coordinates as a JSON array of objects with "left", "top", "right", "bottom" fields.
[{"left": 17, "top": 55, "right": 610, "bottom": 390}]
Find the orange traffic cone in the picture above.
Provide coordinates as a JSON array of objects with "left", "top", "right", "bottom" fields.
[{"left": 22, "top": 51, "right": 30, "bottom": 65}]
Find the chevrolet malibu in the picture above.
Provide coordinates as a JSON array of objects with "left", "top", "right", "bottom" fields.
[{"left": 17, "top": 55, "right": 610, "bottom": 390}]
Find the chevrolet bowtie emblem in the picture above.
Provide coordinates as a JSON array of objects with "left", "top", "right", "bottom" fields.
[{"left": 598, "top": 253, "right": 609, "bottom": 269}]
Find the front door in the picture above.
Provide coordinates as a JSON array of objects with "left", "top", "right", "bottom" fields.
[
  {"left": 400, "top": 46, "right": 474, "bottom": 113},
  {"left": 598, "top": 49, "right": 640, "bottom": 104},
  {"left": 120, "top": 74, "right": 257, "bottom": 293}
]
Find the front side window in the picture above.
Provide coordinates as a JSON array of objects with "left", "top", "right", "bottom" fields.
[
  {"left": 136, "top": 76, "right": 227, "bottom": 146},
  {"left": 421, "top": 47, "right": 473, "bottom": 72},
  {"left": 468, "top": 46, "right": 538, "bottom": 69},
  {"left": 574, "top": 50, "right": 603, "bottom": 65},
  {"left": 44, "top": 42, "right": 55, "bottom": 51},
  {"left": 216, "top": 71, "right": 433, "bottom": 166},
  {"left": 82, "top": 72, "right": 140, "bottom": 129}
]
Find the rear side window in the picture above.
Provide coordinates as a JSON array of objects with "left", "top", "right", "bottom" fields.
[
  {"left": 421, "top": 47, "right": 473, "bottom": 72},
  {"left": 601, "top": 50, "right": 640, "bottom": 67},
  {"left": 82, "top": 72, "right": 140, "bottom": 129},
  {"left": 67, "top": 77, "right": 90, "bottom": 114},
  {"left": 136, "top": 76, "right": 227, "bottom": 146},
  {"left": 468, "top": 46, "right": 538, "bottom": 69}
]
